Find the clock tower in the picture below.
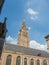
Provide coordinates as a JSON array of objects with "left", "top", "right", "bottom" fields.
[{"left": 17, "top": 22, "right": 30, "bottom": 47}]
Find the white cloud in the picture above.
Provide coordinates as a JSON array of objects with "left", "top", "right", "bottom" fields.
[
  {"left": 27, "top": 8, "right": 39, "bottom": 15},
  {"left": 28, "top": 27, "right": 31, "bottom": 30},
  {"left": 27, "top": 8, "right": 39, "bottom": 20},
  {"left": 30, "top": 40, "right": 47, "bottom": 50},
  {"left": 6, "top": 36, "right": 17, "bottom": 45},
  {"left": 6, "top": 36, "right": 48, "bottom": 52},
  {"left": 30, "top": 16, "right": 38, "bottom": 20}
]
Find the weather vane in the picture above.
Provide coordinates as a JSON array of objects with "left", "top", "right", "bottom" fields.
[{"left": 0, "top": 0, "right": 5, "bottom": 14}]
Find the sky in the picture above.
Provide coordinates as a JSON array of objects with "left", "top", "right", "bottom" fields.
[{"left": 0, "top": 0, "right": 49, "bottom": 50}]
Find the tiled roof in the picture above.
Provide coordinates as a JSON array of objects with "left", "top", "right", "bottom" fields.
[{"left": 4, "top": 43, "right": 49, "bottom": 58}]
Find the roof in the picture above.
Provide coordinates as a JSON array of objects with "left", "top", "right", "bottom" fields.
[
  {"left": 4, "top": 43, "right": 49, "bottom": 58},
  {"left": 45, "top": 34, "right": 49, "bottom": 39}
]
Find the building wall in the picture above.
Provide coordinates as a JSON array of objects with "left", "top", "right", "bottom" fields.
[{"left": 0, "top": 50, "right": 49, "bottom": 65}]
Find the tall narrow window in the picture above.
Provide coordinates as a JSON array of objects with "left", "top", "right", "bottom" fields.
[
  {"left": 37, "top": 60, "right": 40, "bottom": 65},
  {"left": 31, "top": 59, "right": 34, "bottom": 65},
  {"left": 6, "top": 55, "right": 12, "bottom": 65},
  {"left": 24, "top": 58, "right": 27, "bottom": 65},
  {"left": 43, "top": 60, "right": 47, "bottom": 65},
  {"left": 16, "top": 56, "right": 21, "bottom": 65}
]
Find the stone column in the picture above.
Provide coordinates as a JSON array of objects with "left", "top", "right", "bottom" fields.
[
  {"left": 21, "top": 54, "right": 24, "bottom": 65},
  {"left": 34, "top": 59, "right": 37, "bottom": 65},
  {"left": 12, "top": 54, "right": 17, "bottom": 65},
  {"left": 27, "top": 57, "right": 30, "bottom": 65},
  {"left": 1, "top": 53, "right": 7, "bottom": 65},
  {"left": 21, "top": 56, "right": 22, "bottom": 65},
  {"left": 47, "top": 59, "right": 49, "bottom": 65},
  {"left": 40, "top": 59, "right": 43, "bottom": 65}
]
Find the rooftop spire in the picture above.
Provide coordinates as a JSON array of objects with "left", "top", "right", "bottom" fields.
[
  {"left": 17, "top": 21, "right": 30, "bottom": 47},
  {"left": 22, "top": 21, "right": 26, "bottom": 29}
]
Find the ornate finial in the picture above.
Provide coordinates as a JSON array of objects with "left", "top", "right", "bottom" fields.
[
  {"left": 22, "top": 20, "right": 26, "bottom": 29},
  {"left": 22, "top": 22, "right": 26, "bottom": 26}
]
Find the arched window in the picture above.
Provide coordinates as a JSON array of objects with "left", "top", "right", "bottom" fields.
[
  {"left": 6, "top": 55, "right": 12, "bottom": 65},
  {"left": 24, "top": 58, "right": 27, "bottom": 65},
  {"left": 37, "top": 60, "right": 40, "bottom": 65},
  {"left": 31, "top": 59, "right": 34, "bottom": 65},
  {"left": 16, "top": 56, "right": 21, "bottom": 65},
  {"left": 43, "top": 60, "right": 47, "bottom": 65}
]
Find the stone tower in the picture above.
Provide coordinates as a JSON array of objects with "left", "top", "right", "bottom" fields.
[
  {"left": 45, "top": 34, "right": 49, "bottom": 50},
  {"left": 17, "top": 22, "right": 30, "bottom": 47}
]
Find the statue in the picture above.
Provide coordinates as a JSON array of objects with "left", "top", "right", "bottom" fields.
[
  {"left": 0, "top": 17, "right": 7, "bottom": 58},
  {"left": 0, "top": 17, "right": 7, "bottom": 38}
]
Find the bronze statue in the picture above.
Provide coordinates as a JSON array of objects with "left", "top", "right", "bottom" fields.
[
  {"left": 0, "top": 17, "right": 7, "bottom": 58},
  {"left": 0, "top": 17, "right": 7, "bottom": 38}
]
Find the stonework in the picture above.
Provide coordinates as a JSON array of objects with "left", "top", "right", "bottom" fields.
[
  {"left": 17, "top": 22, "right": 30, "bottom": 47},
  {"left": 0, "top": 50, "right": 49, "bottom": 65},
  {"left": 0, "top": 22, "right": 49, "bottom": 65}
]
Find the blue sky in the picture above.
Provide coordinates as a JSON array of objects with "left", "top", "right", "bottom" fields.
[{"left": 0, "top": 0, "right": 49, "bottom": 49}]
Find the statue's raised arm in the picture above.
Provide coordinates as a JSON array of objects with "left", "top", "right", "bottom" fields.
[{"left": 4, "top": 17, "right": 7, "bottom": 23}]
